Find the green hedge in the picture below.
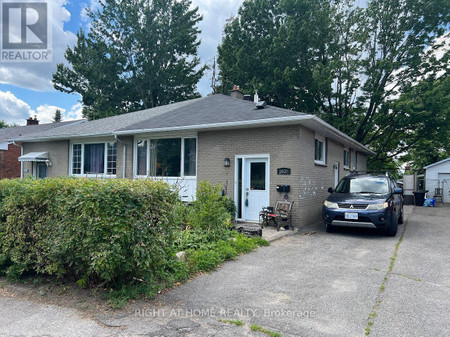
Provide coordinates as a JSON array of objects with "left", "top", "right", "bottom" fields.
[{"left": 0, "top": 178, "right": 180, "bottom": 287}]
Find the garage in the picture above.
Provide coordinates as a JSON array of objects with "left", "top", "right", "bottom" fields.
[{"left": 424, "top": 158, "right": 450, "bottom": 203}]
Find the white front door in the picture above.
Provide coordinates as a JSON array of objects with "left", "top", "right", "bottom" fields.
[
  {"left": 334, "top": 162, "right": 340, "bottom": 187},
  {"left": 243, "top": 158, "right": 269, "bottom": 221}
]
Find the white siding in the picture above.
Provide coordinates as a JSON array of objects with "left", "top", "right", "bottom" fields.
[{"left": 425, "top": 159, "right": 450, "bottom": 203}]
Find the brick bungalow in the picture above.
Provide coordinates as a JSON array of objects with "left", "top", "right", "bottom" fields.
[
  {"left": 0, "top": 118, "right": 80, "bottom": 179},
  {"left": 10, "top": 93, "right": 375, "bottom": 227}
]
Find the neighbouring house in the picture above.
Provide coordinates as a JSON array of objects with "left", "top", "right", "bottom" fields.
[
  {"left": 9, "top": 92, "right": 374, "bottom": 226},
  {"left": 0, "top": 118, "right": 80, "bottom": 179},
  {"left": 424, "top": 158, "right": 450, "bottom": 203}
]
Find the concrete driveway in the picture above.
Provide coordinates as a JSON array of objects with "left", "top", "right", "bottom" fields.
[{"left": 1, "top": 205, "right": 449, "bottom": 337}]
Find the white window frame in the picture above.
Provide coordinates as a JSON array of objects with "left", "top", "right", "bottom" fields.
[
  {"left": 343, "top": 148, "right": 350, "bottom": 170},
  {"left": 69, "top": 141, "right": 117, "bottom": 178},
  {"left": 314, "top": 134, "right": 326, "bottom": 165},
  {"left": 133, "top": 135, "right": 198, "bottom": 179},
  {"left": 353, "top": 150, "right": 358, "bottom": 170}
]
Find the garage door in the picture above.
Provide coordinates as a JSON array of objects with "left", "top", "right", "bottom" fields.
[{"left": 438, "top": 173, "right": 450, "bottom": 203}]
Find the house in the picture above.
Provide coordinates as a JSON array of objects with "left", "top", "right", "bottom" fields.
[
  {"left": 10, "top": 92, "right": 375, "bottom": 226},
  {"left": 424, "top": 158, "right": 450, "bottom": 203},
  {"left": 0, "top": 118, "right": 80, "bottom": 179}
]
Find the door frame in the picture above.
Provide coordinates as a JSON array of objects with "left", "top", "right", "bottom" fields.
[
  {"left": 234, "top": 154, "right": 270, "bottom": 221},
  {"left": 33, "top": 162, "right": 48, "bottom": 179},
  {"left": 333, "top": 161, "right": 340, "bottom": 187}
]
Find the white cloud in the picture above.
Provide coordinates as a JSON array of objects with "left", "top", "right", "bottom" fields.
[
  {"left": 35, "top": 102, "right": 84, "bottom": 124},
  {"left": 35, "top": 105, "right": 64, "bottom": 123},
  {"left": 0, "top": 0, "right": 77, "bottom": 91},
  {"left": 0, "top": 89, "right": 83, "bottom": 125},
  {"left": 65, "top": 102, "right": 84, "bottom": 120},
  {"left": 0, "top": 91, "right": 34, "bottom": 124}
]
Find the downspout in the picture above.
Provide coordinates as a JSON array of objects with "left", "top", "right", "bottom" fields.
[
  {"left": 114, "top": 135, "right": 127, "bottom": 179},
  {"left": 11, "top": 141, "right": 23, "bottom": 178}
]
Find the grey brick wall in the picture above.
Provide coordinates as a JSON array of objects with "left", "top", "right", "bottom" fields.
[
  {"left": 22, "top": 141, "right": 70, "bottom": 177},
  {"left": 198, "top": 126, "right": 368, "bottom": 227},
  {"left": 22, "top": 138, "right": 132, "bottom": 179},
  {"left": 19, "top": 125, "right": 368, "bottom": 228},
  {"left": 116, "top": 136, "right": 134, "bottom": 179}
]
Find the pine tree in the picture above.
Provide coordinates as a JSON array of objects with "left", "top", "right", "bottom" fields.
[
  {"left": 53, "top": 0, "right": 205, "bottom": 120},
  {"left": 53, "top": 109, "right": 62, "bottom": 123}
]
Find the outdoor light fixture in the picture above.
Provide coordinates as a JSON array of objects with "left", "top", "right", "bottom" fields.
[{"left": 224, "top": 158, "right": 231, "bottom": 167}]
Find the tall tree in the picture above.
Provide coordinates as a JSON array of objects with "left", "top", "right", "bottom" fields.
[
  {"left": 53, "top": 109, "right": 62, "bottom": 123},
  {"left": 218, "top": 0, "right": 449, "bottom": 163},
  {"left": 53, "top": 0, "right": 205, "bottom": 120},
  {"left": 387, "top": 76, "right": 450, "bottom": 170},
  {"left": 0, "top": 120, "right": 8, "bottom": 129}
]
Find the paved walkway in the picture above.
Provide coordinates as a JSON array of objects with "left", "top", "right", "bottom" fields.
[{"left": 1, "top": 205, "right": 449, "bottom": 336}]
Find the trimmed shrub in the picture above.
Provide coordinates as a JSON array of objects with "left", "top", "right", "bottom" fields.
[{"left": 0, "top": 178, "right": 180, "bottom": 287}]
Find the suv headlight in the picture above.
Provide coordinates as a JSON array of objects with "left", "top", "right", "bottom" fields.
[
  {"left": 366, "top": 202, "right": 389, "bottom": 210},
  {"left": 324, "top": 200, "right": 339, "bottom": 209}
]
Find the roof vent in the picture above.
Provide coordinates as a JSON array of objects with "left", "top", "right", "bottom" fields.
[
  {"left": 256, "top": 101, "right": 267, "bottom": 109},
  {"left": 243, "top": 95, "right": 253, "bottom": 101}
]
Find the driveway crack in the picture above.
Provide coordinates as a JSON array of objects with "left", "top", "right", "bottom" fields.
[{"left": 364, "top": 208, "right": 412, "bottom": 336}]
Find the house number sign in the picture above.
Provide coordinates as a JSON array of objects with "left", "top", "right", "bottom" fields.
[{"left": 277, "top": 168, "right": 291, "bottom": 175}]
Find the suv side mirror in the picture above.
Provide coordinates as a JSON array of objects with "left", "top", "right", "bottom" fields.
[
  {"left": 328, "top": 187, "right": 334, "bottom": 193},
  {"left": 393, "top": 188, "right": 403, "bottom": 195}
]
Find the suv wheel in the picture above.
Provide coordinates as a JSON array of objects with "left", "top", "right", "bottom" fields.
[
  {"left": 385, "top": 219, "right": 398, "bottom": 237},
  {"left": 398, "top": 211, "right": 404, "bottom": 224}
]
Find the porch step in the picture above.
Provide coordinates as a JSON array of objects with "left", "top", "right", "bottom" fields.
[{"left": 236, "top": 222, "right": 262, "bottom": 237}]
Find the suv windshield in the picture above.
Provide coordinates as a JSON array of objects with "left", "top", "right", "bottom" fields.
[{"left": 335, "top": 176, "right": 390, "bottom": 194}]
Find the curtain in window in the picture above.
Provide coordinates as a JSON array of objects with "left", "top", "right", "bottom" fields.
[
  {"left": 149, "top": 140, "right": 158, "bottom": 176},
  {"left": 84, "top": 143, "right": 105, "bottom": 174},
  {"left": 149, "top": 139, "right": 181, "bottom": 177},
  {"left": 184, "top": 138, "right": 196, "bottom": 176},
  {"left": 137, "top": 140, "right": 147, "bottom": 176}
]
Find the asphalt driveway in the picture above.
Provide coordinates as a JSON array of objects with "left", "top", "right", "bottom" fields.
[{"left": 1, "top": 205, "right": 449, "bottom": 337}]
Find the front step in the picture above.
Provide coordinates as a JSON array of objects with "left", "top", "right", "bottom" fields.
[{"left": 236, "top": 222, "right": 263, "bottom": 237}]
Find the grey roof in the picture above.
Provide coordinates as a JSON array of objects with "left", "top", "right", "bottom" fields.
[
  {"left": 118, "top": 94, "right": 304, "bottom": 133},
  {"left": 9, "top": 95, "right": 374, "bottom": 155},
  {"left": 424, "top": 157, "right": 450, "bottom": 169},
  {"left": 0, "top": 120, "right": 81, "bottom": 144},
  {"left": 14, "top": 97, "right": 206, "bottom": 141}
]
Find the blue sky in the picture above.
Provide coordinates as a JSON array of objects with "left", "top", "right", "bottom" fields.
[{"left": 0, "top": 0, "right": 243, "bottom": 125}]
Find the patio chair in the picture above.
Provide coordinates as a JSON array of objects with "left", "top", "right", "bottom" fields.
[
  {"left": 434, "top": 188, "right": 443, "bottom": 203},
  {"left": 259, "top": 201, "right": 294, "bottom": 231}
]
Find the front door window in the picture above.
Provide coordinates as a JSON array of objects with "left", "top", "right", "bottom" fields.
[{"left": 250, "top": 162, "right": 266, "bottom": 190}]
